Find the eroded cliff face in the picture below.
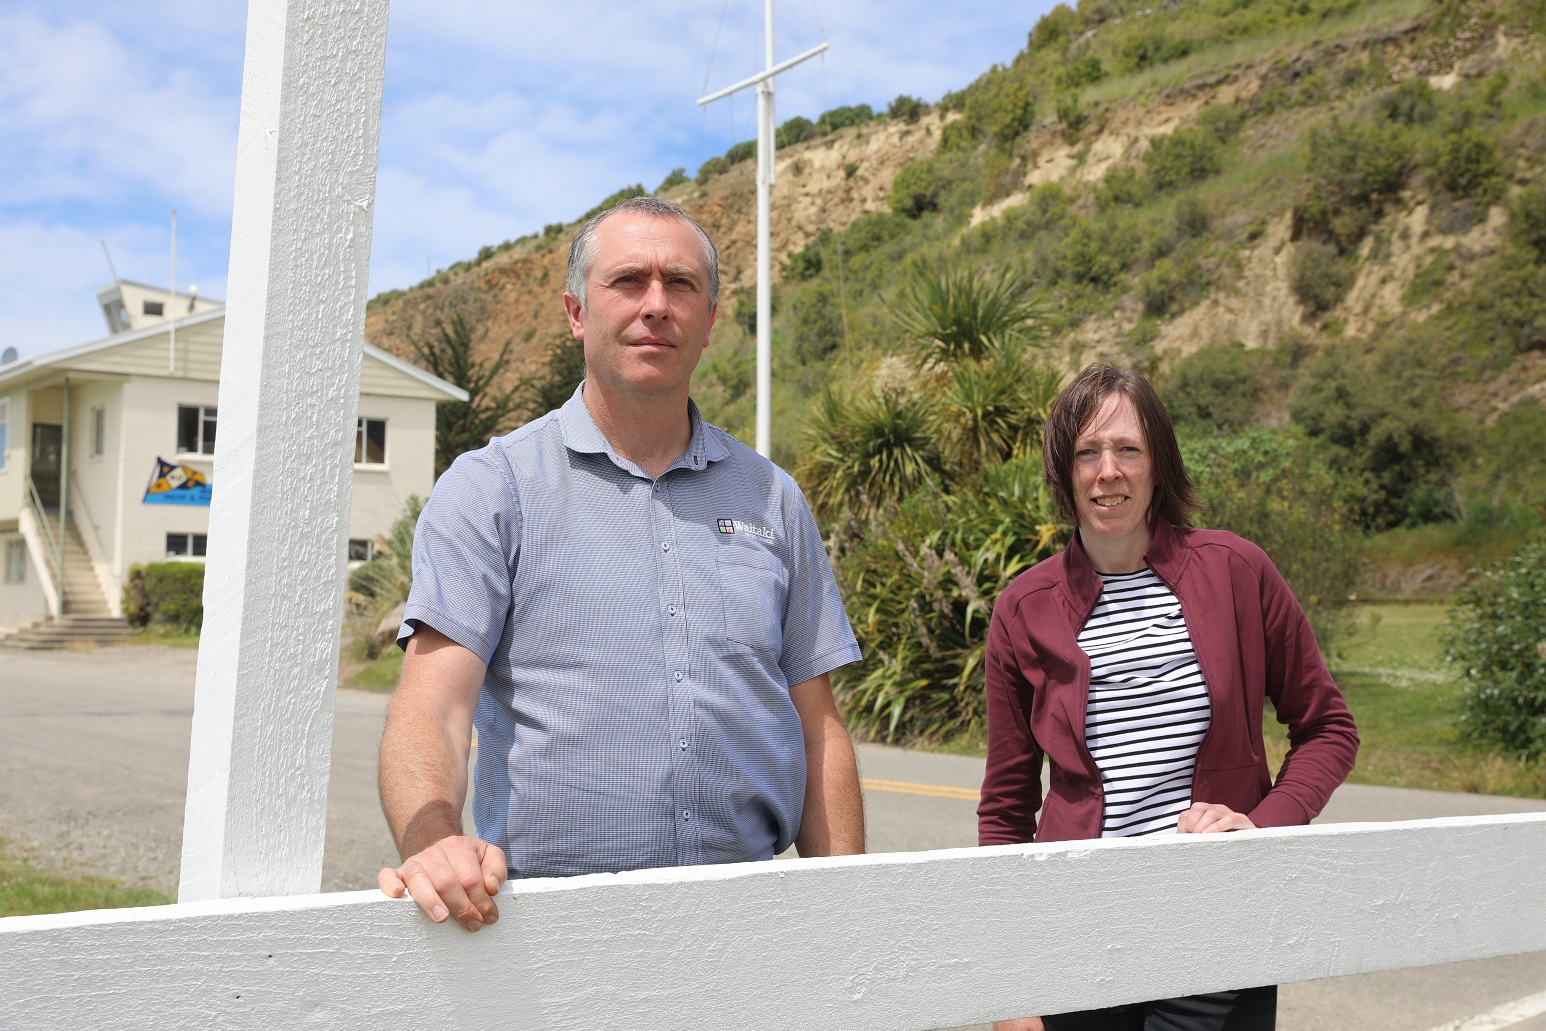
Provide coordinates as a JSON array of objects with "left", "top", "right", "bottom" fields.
[
  {"left": 363, "top": 16, "right": 1541, "bottom": 417},
  {"left": 361, "top": 110, "right": 945, "bottom": 383}
]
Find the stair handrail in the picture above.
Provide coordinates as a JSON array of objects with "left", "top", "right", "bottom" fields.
[
  {"left": 66, "top": 469, "right": 119, "bottom": 614},
  {"left": 25, "top": 475, "right": 65, "bottom": 613}
]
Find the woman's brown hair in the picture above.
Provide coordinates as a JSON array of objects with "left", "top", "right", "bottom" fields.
[{"left": 1042, "top": 362, "right": 1203, "bottom": 529}]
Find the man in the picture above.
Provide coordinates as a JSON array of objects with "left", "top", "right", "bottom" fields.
[{"left": 377, "top": 196, "right": 865, "bottom": 932}]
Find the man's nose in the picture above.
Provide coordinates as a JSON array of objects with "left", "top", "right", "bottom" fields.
[
  {"left": 1096, "top": 448, "right": 1121, "bottom": 478},
  {"left": 641, "top": 278, "right": 669, "bottom": 318}
]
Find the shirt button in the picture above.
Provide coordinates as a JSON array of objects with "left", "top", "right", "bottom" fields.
[
  {"left": 661, "top": 541, "right": 671, "bottom": 552},
  {"left": 679, "top": 738, "right": 689, "bottom": 749},
  {"left": 673, "top": 670, "right": 684, "bottom": 682},
  {"left": 681, "top": 810, "right": 692, "bottom": 820},
  {"left": 668, "top": 605, "right": 677, "bottom": 616}
]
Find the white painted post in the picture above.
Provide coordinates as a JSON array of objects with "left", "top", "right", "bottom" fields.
[
  {"left": 6, "top": 815, "right": 1546, "bottom": 1030},
  {"left": 178, "top": 0, "right": 391, "bottom": 902}
]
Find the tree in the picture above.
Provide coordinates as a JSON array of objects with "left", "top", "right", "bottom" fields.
[{"left": 408, "top": 312, "right": 524, "bottom": 476}]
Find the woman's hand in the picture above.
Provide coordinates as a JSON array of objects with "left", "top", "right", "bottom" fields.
[{"left": 1177, "top": 802, "right": 1256, "bottom": 834}]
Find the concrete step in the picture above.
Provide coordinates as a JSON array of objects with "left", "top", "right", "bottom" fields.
[{"left": 0, "top": 616, "right": 133, "bottom": 650}]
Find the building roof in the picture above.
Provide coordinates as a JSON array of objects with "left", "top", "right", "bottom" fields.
[{"left": 0, "top": 308, "right": 469, "bottom": 403}]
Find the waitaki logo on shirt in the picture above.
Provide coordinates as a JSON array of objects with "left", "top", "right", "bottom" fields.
[{"left": 717, "top": 518, "right": 775, "bottom": 541}]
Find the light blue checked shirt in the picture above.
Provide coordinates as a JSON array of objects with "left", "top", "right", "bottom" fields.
[{"left": 399, "top": 385, "right": 860, "bottom": 878}]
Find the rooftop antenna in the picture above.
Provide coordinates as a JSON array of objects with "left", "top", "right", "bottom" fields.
[
  {"left": 100, "top": 240, "right": 121, "bottom": 285},
  {"left": 698, "top": 0, "right": 827, "bottom": 458}
]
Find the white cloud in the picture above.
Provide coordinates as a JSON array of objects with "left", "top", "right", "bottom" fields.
[{"left": 2, "top": 0, "right": 1058, "bottom": 352}]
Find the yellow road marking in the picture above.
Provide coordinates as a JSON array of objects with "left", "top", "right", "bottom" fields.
[{"left": 861, "top": 778, "right": 980, "bottom": 802}]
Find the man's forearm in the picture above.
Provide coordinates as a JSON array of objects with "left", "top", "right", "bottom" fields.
[
  {"left": 378, "top": 627, "right": 485, "bottom": 859},
  {"left": 379, "top": 699, "right": 472, "bottom": 858},
  {"left": 796, "top": 720, "right": 865, "bottom": 856},
  {"left": 790, "top": 672, "right": 865, "bottom": 857}
]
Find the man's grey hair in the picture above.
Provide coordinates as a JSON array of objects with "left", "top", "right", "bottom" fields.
[{"left": 565, "top": 196, "right": 720, "bottom": 311}]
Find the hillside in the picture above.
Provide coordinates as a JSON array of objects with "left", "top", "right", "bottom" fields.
[{"left": 364, "top": 0, "right": 1546, "bottom": 577}]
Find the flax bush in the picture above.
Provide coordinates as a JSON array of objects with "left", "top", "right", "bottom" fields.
[
  {"left": 1443, "top": 539, "right": 1546, "bottom": 759},
  {"left": 831, "top": 459, "right": 1067, "bottom": 744}
]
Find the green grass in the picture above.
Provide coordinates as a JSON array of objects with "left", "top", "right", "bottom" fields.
[
  {"left": 1078, "top": 0, "right": 1431, "bottom": 106},
  {"left": 1264, "top": 603, "right": 1546, "bottom": 797},
  {"left": 0, "top": 841, "right": 170, "bottom": 918},
  {"left": 344, "top": 646, "right": 403, "bottom": 691},
  {"left": 127, "top": 625, "right": 201, "bottom": 647}
]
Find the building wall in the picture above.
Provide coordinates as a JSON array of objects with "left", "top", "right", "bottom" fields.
[
  {"left": 0, "top": 387, "right": 27, "bottom": 523},
  {"left": 117, "top": 376, "right": 217, "bottom": 573},
  {"left": 66, "top": 379, "right": 125, "bottom": 587},
  {"left": 351, "top": 393, "right": 436, "bottom": 546},
  {"left": 0, "top": 525, "right": 47, "bottom": 631}
]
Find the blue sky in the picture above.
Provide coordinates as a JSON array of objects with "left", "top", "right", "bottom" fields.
[{"left": 1, "top": 1, "right": 1055, "bottom": 359}]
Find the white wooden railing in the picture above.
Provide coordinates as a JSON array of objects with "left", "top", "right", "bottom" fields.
[{"left": 4, "top": 813, "right": 1545, "bottom": 1029}]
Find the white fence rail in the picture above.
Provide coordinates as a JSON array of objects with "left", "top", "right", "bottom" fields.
[{"left": 5, "top": 813, "right": 1545, "bottom": 1030}]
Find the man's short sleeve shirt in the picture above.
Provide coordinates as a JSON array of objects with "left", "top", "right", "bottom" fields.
[{"left": 399, "top": 386, "right": 860, "bottom": 877}]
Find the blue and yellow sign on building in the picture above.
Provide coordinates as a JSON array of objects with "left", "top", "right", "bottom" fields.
[{"left": 143, "top": 458, "right": 213, "bottom": 506}]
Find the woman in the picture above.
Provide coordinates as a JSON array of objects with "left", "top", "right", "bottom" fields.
[{"left": 978, "top": 363, "right": 1359, "bottom": 1031}]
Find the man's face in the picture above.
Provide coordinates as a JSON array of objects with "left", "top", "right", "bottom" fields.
[{"left": 563, "top": 212, "right": 717, "bottom": 403}]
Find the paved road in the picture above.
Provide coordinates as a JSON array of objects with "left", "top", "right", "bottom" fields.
[{"left": 4, "top": 645, "right": 1546, "bottom": 1029}]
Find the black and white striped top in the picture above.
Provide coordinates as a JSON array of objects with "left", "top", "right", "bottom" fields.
[{"left": 1078, "top": 568, "right": 1212, "bottom": 838}]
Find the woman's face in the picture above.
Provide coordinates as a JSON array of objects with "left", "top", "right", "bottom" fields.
[{"left": 1072, "top": 392, "right": 1154, "bottom": 550}]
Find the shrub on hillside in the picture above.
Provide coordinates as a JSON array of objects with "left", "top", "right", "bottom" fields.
[
  {"left": 1292, "top": 119, "right": 1414, "bottom": 250},
  {"left": 1162, "top": 340, "right": 1263, "bottom": 433},
  {"left": 1118, "top": 28, "right": 1194, "bottom": 73},
  {"left": 654, "top": 167, "right": 688, "bottom": 192},
  {"left": 888, "top": 153, "right": 982, "bottom": 219},
  {"left": 1464, "top": 180, "right": 1546, "bottom": 354},
  {"left": 888, "top": 95, "right": 926, "bottom": 123},
  {"left": 1182, "top": 427, "right": 1363, "bottom": 652},
  {"left": 696, "top": 156, "right": 730, "bottom": 184},
  {"left": 776, "top": 116, "right": 818, "bottom": 148},
  {"left": 122, "top": 562, "right": 205, "bottom": 632},
  {"left": 1443, "top": 539, "right": 1546, "bottom": 760},
  {"left": 817, "top": 104, "right": 875, "bottom": 134},
  {"left": 1095, "top": 166, "right": 1150, "bottom": 210},
  {"left": 1289, "top": 240, "right": 1355, "bottom": 313},
  {"left": 1144, "top": 127, "right": 1223, "bottom": 192},
  {"left": 1430, "top": 127, "right": 1507, "bottom": 204},
  {"left": 1058, "top": 54, "right": 1106, "bottom": 90},
  {"left": 1289, "top": 342, "right": 1472, "bottom": 530},
  {"left": 1138, "top": 246, "right": 1210, "bottom": 316},
  {"left": 1054, "top": 216, "right": 1135, "bottom": 289},
  {"left": 1379, "top": 79, "right": 1438, "bottom": 125}
]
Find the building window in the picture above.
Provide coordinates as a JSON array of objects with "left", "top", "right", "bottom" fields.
[
  {"left": 91, "top": 405, "right": 106, "bottom": 458},
  {"left": 348, "top": 538, "right": 374, "bottom": 562},
  {"left": 4, "top": 539, "right": 25, "bottom": 583},
  {"left": 143, "top": 299, "right": 165, "bottom": 317},
  {"left": 0, "top": 396, "right": 8, "bottom": 472},
  {"left": 355, "top": 418, "right": 386, "bottom": 465},
  {"left": 177, "top": 405, "right": 217, "bottom": 455},
  {"left": 166, "top": 533, "right": 208, "bottom": 558}
]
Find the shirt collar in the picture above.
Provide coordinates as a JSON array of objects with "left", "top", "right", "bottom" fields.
[{"left": 557, "top": 381, "right": 731, "bottom": 474}]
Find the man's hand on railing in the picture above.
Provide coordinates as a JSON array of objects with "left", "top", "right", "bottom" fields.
[
  {"left": 378, "top": 835, "right": 507, "bottom": 932},
  {"left": 1176, "top": 802, "right": 1256, "bottom": 834}
]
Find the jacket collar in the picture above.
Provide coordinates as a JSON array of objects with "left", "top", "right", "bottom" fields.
[{"left": 1060, "top": 519, "right": 1192, "bottom": 612}]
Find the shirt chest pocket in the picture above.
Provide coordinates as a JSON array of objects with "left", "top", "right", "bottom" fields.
[{"left": 714, "top": 544, "right": 787, "bottom": 657}]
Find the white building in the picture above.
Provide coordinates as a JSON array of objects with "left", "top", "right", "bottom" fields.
[{"left": 0, "top": 286, "right": 467, "bottom": 638}]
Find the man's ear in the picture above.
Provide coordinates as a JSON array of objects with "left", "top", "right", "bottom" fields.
[{"left": 562, "top": 291, "right": 586, "bottom": 341}]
